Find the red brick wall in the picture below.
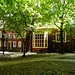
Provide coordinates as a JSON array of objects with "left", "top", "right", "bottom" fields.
[{"left": 0, "top": 29, "right": 75, "bottom": 53}]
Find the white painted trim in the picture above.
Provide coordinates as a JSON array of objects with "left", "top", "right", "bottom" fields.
[
  {"left": 33, "top": 32, "right": 48, "bottom": 48},
  {"left": 13, "top": 41, "right": 16, "bottom": 47},
  {"left": 18, "top": 41, "right": 21, "bottom": 47}
]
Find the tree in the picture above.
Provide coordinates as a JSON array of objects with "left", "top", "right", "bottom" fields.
[
  {"left": 0, "top": 0, "right": 42, "bottom": 56},
  {"left": 0, "top": 0, "right": 75, "bottom": 54},
  {"left": 0, "top": 20, "right": 7, "bottom": 55},
  {"left": 39, "top": 0, "right": 75, "bottom": 53}
]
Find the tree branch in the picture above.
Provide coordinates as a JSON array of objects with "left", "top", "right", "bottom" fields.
[{"left": 54, "top": 22, "right": 61, "bottom": 29}]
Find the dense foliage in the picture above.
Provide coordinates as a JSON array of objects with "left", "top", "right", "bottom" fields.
[{"left": 0, "top": 0, "right": 75, "bottom": 54}]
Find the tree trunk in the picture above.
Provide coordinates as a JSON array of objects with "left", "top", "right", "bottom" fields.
[
  {"left": 22, "top": 41, "right": 26, "bottom": 57},
  {"left": 60, "top": 28, "right": 64, "bottom": 54},
  {"left": 70, "top": 28, "right": 73, "bottom": 53},
  {"left": 59, "top": 19, "right": 65, "bottom": 53},
  {"left": 2, "top": 31, "right": 5, "bottom": 55},
  {"left": 2, "top": 40, "right": 4, "bottom": 55},
  {"left": 26, "top": 31, "right": 32, "bottom": 52},
  {"left": 59, "top": 15, "right": 65, "bottom": 54},
  {"left": 22, "top": 31, "right": 31, "bottom": 57}
]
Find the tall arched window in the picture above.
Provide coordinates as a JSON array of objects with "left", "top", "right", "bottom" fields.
[
  {"left": 13, "top": 41, "right": 16, "bottom": 47},
  {"left": 18, "top": 41, "right": 21, "bottom": 47}
]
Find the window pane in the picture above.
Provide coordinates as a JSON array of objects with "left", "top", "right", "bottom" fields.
[
  {"left": 35, "top": 44, "right": 38, "bottom": 47},
  {"left": 40, "top": 34, "right": 41, "bottom": 36},
  {"left": 45, "top": 44, "right": 47, "bottom": 47},
  {"left": 35, "top": 40, "right": 37, "bottom": 43},
  {"left": 38, "top": 40, "right": 39, "bottom": 43},
  {"left": 42, "top": 40, "right": 44, "bottom": 43},
  {"left": 39, "top": 44, "right": 41, "bottom": 47},
  {"left": 13, "top": 42, "right": 16, "bottom": 47},
  {"left": 38, "top": 37, "right": 39, "bottom": 39},
  {"left": 45, "top": 40, "right": 47, "bottom": 44},
  {"left": 18, "top": 42, "right": 21, "bottom": 47},
  {"left": 38, "top": 44, "right": 39, "bottom": 47},
  {"left": 42, "top": 44, "right": 44, "bottom": 47},
  {"left": 35, "top": 37, "right": 37, "bottom": 39},
  {"left": 35, "top": 34, "right": 37, "bottom": 36},
  {"left": 42, "top": 37, "right": 44, "bottom": 39}
]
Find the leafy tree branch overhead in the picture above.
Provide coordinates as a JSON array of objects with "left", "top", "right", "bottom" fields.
[
  {"left": 0, "top": 0, "right": 75, "bottom": 54},
  {"left": 0, "top": 0, "right": 42, "bottom": 56}
]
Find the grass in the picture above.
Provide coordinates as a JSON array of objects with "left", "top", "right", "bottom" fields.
[{"left": 0, "top": 53, "right": 75, "bottom": 75}]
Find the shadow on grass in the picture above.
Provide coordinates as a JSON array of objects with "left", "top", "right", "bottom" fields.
[
  {"left": 0, "top": 61, "right": 75, "bottom": 75},
  {"left": 0, "top": 54, "right": 58, "bottom": 62}
]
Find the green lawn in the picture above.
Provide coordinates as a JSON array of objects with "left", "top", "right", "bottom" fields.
[{"left": 0, "top": 53, "right": 75, "bottom": 75}]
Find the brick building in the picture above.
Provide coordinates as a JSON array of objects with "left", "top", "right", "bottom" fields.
[{"left": 0, "top": 29, "right": 75, "bottom": 53}]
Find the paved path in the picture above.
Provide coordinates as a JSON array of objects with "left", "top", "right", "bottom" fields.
[{"left": 0, "top": 51, "right": 37, "bottom": 57}]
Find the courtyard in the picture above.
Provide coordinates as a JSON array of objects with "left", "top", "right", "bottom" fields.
[
  {"left": 0, "top": 52, "right": 75, "bottom": 75},
  {"left": 0, "top": 1, "right": 75, "bottom": 75}
]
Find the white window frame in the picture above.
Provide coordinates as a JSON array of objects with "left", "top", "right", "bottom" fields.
[
  {"left": 9, "top": 33, "right": 12, "bottom": 38},
  {"left": 55, "top": 32, "right": 66, "bottom": 43},
  {"left": 0, "top": 41, "right": 1, "bottom": 47},
  {"left": 0, "top": 31, "right": 2, "bottom": 38},
  {"left": 13, "top": 41, "right": 16, "bottom": 47},
  {"left": 32, "top": 32, "right": 48, "bottom": 48},
  {"left": 18, "top": 41, "right": 21, "bottom": 47}
]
